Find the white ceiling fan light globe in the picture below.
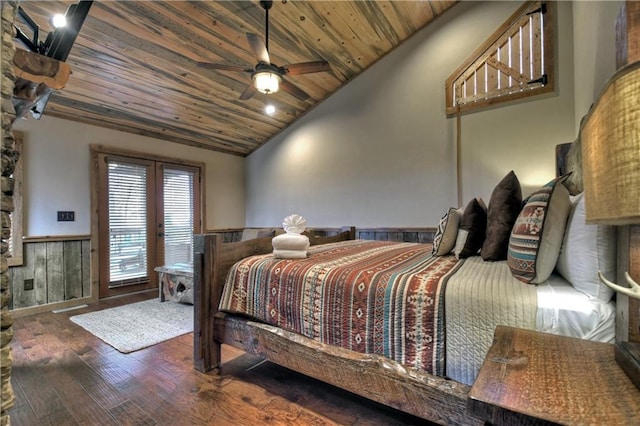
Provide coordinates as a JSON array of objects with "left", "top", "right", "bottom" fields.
[
  {"left": 265, "top": 104, "right": 276, "bottom": 115},
  {"left": 254, "top": 72, "right": 281, "bottom": 94}
]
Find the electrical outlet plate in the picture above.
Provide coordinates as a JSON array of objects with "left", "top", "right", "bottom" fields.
[{"left": 24, "top": 278, "right": 34, "bottom": 291}]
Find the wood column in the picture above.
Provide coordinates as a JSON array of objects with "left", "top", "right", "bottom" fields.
[
  {"left": 614, "top": 0, "right": 640, "bottom": 388},
  {"left": 630, "top": 226, "right": 640, "bottom": 343},
  {"left": 616, "top": 1, "right": 640, "bottom": 344}
]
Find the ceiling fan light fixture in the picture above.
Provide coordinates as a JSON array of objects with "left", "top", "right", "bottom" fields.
[{"left": 254, "top": 71, "right": 281, "bottom": 94}]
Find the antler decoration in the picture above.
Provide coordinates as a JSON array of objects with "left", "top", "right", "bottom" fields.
[{"left": 599, "top": 271, "right": 640, "bottom": 299}]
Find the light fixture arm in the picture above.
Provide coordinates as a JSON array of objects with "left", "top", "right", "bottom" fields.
[{"left": 599, "top": 270, "right": 640, "bottom": 299}]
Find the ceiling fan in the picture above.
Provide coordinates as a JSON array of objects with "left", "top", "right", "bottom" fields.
[{"left": 197, "top": 0, "right": 330, "bottom": 101}]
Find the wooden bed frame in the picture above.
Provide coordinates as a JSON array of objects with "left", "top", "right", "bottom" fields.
[
  {"left": 193, "top": 227, "right": 482, "bottom": 425},
  {"left": 190, "top": 7, "right": 640, "bottom": 420}
]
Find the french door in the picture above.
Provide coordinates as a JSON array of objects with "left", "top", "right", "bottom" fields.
[{"left": 97, "top": 154, "right": 201, "bottom": 298}]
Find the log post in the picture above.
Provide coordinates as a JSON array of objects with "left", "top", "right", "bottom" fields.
[
  {"left": 12, "top": 49, "right": 71, "bottom": 119},
  {"left": 13, "top": 48, "right": 71, "bottom": 90},
  {"left": 613, "top": 0, "right": 640, "bottom": 389}
]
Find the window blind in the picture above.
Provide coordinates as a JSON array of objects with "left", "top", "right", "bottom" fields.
[
  {"left": 107, "top": 160, "right": 148, "bottom": 285},
  {"left": 163, "top": 168, "right": 194, "bottom": 265}
]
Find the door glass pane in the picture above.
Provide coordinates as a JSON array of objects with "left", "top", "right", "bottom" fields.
[
  {"left": 163, "top": 168, "right": 194, "bottom": 266},
  {"left": 108, "top": 160, "right": 148, "bottom": 285}
]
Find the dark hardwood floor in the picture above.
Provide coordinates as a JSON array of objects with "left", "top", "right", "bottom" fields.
[{"left": 7, "top": 292, "right": 435, "bottom": 425}]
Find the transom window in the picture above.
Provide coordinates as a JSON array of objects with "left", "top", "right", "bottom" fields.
[{"left": 445, "top": 1, "right": 554, "bottom": 115}]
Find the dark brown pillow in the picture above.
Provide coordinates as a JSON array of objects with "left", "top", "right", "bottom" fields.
[
  {"left": 453, "top": 197, "right": 487, "bottom": 259},
  {"left": 481, "top": 171, "right": 522, "bottom": 261}
]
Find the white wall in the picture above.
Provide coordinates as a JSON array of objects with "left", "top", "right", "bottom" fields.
[
  {"left": 12, "top": 1, "right": 623, "bottom": 236},
  {"left": 245, "top": 1, "right": 578, "bottom": 228},
  {"left": 12, "top": 116, "right": 245, "bottom": 236},
  {"left": 572, "top": 0, "right": 622, "bottom": 131}
]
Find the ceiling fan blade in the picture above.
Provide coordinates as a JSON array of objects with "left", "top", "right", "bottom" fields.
[
  {"left": 280, "top": 79, "right": 310, "bottom": 101},
  {"left": 283, "top": 61, "right": 330, "bottom": 76},
  {"left": 239, "top": 83, "right": 257, "bottom": 100},
  {"left": 197, "top": 62, "right": 253, "bottom": 73},
  {"left": 246, "top": 32, "right": 270, "bottom": 65}
]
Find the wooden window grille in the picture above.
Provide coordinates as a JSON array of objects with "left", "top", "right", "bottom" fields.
[{"left": 445, "top": 1, "right": 554, "bottom": 115}]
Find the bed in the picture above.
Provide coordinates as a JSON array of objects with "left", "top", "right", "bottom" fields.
[{"left": 193, "top": 184, "right": 616, "bottom": 424}]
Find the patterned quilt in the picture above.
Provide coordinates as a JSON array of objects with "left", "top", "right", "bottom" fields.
[{"left": 219, "top": 239, "right": 464, "bottom": 376}]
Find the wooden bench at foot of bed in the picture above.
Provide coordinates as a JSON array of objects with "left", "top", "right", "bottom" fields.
[{"left": 193, "top": 227, "right": 482, "bottom": 426}]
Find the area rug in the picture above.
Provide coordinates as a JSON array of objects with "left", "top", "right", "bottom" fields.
[{"left": 70, "top": 299, "right": 193, "bottom": 353}]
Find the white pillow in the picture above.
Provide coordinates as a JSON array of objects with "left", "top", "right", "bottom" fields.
[
  {"left": 556, "top": 193, "right": 616, "bottom": 302},
  {"left": 453, "top": 229, "right": 470, "bottom": 259}
]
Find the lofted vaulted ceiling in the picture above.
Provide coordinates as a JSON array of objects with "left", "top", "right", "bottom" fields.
[{"left": 15, "top": 1, "right": 457, "bottom": 156}]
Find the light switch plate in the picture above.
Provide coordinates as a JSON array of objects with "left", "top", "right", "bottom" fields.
[{"left": 57, "top": 211, "right": 75, "bottom": 221}]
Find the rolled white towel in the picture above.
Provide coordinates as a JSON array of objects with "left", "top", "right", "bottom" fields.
[
  {"left": 272, "top": 233, "right": 310, "bottom": 251},
  {"left": 283, "top": 214, "right": 307, "bottom": 234},
  {"left": 273, "top": 249, "right": 308, "bottom": 259}
]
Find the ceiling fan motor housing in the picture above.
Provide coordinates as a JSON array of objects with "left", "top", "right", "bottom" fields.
[{"left": 197, "top": 0, "right": 329, "bottom": 101}]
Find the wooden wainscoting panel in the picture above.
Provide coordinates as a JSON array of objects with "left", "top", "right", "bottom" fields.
[
  {"left": 205, "top": 227, "right": 436, "bottom": 244},
  {"left": 63, "top": 241, "right": 84, "bottom": 300},
  {"left": 34, "top": 242, "right": 47, "bottom": 305},
  {"left": 9, "top": 239, "right": 91, "bottom": 310},
  {"left": 356, "top": 228, "right": 435, "bottom": 244},
  {"left": 47, "top": 241, "right": 65, "bottom": 303},
  {"left": 82, "top": 239, "right": 91, "bottom": 298}
]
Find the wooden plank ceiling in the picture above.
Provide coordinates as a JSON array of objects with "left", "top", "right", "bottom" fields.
[{"left": 17, "top": 1, "right": 457, "bottom": 156}]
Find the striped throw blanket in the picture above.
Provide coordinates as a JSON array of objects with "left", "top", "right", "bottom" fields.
[{"left": 220, "top": 240, "right": 464, "bottom": 375}]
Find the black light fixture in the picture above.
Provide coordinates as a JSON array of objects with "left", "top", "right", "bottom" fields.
[
  {"left": 12, "top": 1, "right": 93, "bottom": 118},
  {"left": 14, "top": 1, "right": 92, "bottom": 61}
]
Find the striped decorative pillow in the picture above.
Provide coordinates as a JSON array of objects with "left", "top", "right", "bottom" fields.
[
  {"left": 507, "top": 176, "right": 572, "bottom": 284},
  {"left": 432, "top": 207, "right": 463, "bottom": 256}
]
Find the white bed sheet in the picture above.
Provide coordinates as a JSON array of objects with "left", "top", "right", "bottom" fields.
[
  {"left": 445, "top": 258, "right": 616, "bottom": 385},
  {"left": 445, "top": 257, "right": 538, "bottom": 385},
  {"left": 536, "top": 272, "right": 615, "bottom": 343}
]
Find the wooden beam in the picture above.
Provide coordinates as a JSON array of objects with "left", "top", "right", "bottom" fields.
[
  {"left": 12, "top": 49, "right": 71, "bottom": 120},
  {"left": 13, "top": 48, "right": 70, "bottom": 90},
  {"left": 217, "top": 314, "right": 480, "bottom": 425}
]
